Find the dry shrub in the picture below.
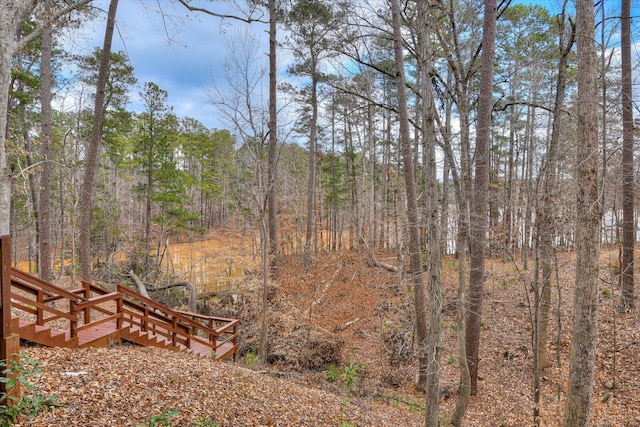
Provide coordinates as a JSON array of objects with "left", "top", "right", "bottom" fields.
[
  {"left": 377, "top": 297, "right": 415, "bottom": 366},
  {"left": 205, "top": 285, "right": 343, "bottom": 371}
]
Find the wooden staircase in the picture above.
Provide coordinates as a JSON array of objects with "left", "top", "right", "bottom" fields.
[{"left": 9, "top": 267, "right": 239, "bottom": 361}]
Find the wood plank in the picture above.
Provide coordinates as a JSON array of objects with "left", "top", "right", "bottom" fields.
[{"left": 77, "top": 323, "right": 119, "bottom": 346}]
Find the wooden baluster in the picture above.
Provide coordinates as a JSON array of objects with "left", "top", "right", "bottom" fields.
[
  {"left": 171, "top": 316, "right": 177, "bottom": 347},
  {"left": 116, "top": 296, "right": 123, "bottom": 329},
  {"left": 36, "top": 290, "right": 44, "bottom": 325},
  {"left": 69, "top": 302, "right": 77, "bottom": 339},
  {"left": 232, "top": 323, "right": 238, "bottom": 362},
  {"left": 83, "top": 281, "right": 91, "bottom": 324}
]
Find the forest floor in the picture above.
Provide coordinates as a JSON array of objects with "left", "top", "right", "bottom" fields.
[{"left": 18, "top": 241, "right": 640, "bottom": 426}]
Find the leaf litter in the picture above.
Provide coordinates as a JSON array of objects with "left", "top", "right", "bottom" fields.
[{"left": 18, "top": 247, "right": 640, "bottom": 426}]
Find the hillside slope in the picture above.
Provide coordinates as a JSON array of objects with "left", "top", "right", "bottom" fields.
[
  {"left": 22, "top": 346, "right": 423, "bottom": 426},
  {"left": 21, "top": 248, "right": 640, "bottom": 426}
]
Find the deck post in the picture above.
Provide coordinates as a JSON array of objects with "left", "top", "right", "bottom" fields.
[
  {"left": 1, "top": 235, "right": 20, "bottom": 398},
  {"left": 232, "top": 323, "right": 238, "bottom": 362},
  {"left": 171, "top": 317, "right": 177, "bottom": 347},
  {"left": 83, "top": 281, "right": 91, "bottom": 324}
]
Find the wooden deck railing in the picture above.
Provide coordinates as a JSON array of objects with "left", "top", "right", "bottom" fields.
[
  {"left": 8, "top": 267, "right": 238, "bottom": 360},
  {"left": 10, "top": 268, "right": 124, "bottom": 340},
  {"left": 116, "top": 284, "right": 193, "bottom": 350},
  {"left": 175, "top": 310, "right": 239, "bottom": 359}
]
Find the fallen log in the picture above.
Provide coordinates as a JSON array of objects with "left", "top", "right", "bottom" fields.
[
  {"left": 147, "top": 282, "right": 197, "bottom": 313},
  {"left": 129, "top": 270, "right": 151, "bottom": 299},
  {"left": 128, "top": 271, "right": 197, "bottom": 313}
]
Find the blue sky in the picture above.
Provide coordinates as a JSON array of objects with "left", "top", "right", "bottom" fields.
[
  {"left": 71, "top": 0, "right": 634, "bottom": 131},
  {"left": 72, "top": 0, "right": 269, "bottom": 130}
]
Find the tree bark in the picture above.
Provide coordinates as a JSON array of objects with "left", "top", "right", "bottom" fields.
[
  {"left": 79, "top": 0, "right": 119, "bottom": 281},
  {"left": 389, "top": 0, "right": 429, "bottom": 392},
  {"left": 0, "top": 2, "right": 38, "bottom": 236},
  {"left": 14, "top": 36, "right": 40, "bottom": 272},
  {"left": 304, "top": 74, "right": 318, "bottom": 258},
  {"left": 417, "top": 1, "right": 443, "bottom": 424},
  {"left": 466, "top": 0, "right": 496, "bottom": 396},
  {"left": 442, "top": 134, "right": 471, "bottom": 427},
  {"left": 620, "top": 0, "right": 635, "bottom": 311},
  {"left": 563, "top": 0, "right": 601, "bottom": 425},
  {"left": 267, "top": 0, "right": 278, "bottom": 279},
  {"left": 129, "top": 270, "right": 151, "bottom": 300},
  {"left": 129, "top": 270, "right": 197, "bottom": 313},
  {"left": 38, "top": 0, "right": 54, "bottom": 282},
  {"left": 536, "top": 2, "right": 574, "bottom": 372}
]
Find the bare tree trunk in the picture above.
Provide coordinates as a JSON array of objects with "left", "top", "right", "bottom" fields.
[
  {"left": 267, "top": 0, "right": 279, "bottom": 279},
  {"left": 417, "top": 1, "right": 443, "bottom": 423},
  {"left": 537, "top": 2, "right": 574, "bottom": 372},
  {"left": 620, "top": 0, "right": 635, "bottom": 311},
  {"left": 14, "top": 42, "right": 40, "bottom": 272},
  {"left": 304, "top": 75, "right": 319, "bottom": 258},
  {"left": 79, "top": 0, "right": 119, "bottom": 281},
  {"left": 563, "top": 0, "right": 601, "bottom": 425},
  {"left": 0, "top": 2, "right": 37, "bottom": 236},
  {"left": 466, "top": 0, "right": 496, "bottom": 396},
  {"left": 450, "top": 234, "right": 470, "bottom": 426},
  {"left": 259, "top": 214, "right": 269, "bottom": 361},
  {"left": 389, "top": 0, "right": 429, "bottom": 393},
  {"left": 38, "top": 0, "right": 54, "bottom": 282},
  {"left": 441, "top": 137, "right": 471, "bottom": 426}
]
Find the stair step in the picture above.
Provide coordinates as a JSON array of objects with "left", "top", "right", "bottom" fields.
[{"left": 77, "top": 324, "right": 121, "bottom": 348}]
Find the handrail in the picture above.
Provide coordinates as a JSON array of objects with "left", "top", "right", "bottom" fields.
[
  {"left": 174, "top": 309, "right": 238, "bottom": 354},
  {"left": 119, "top": 307, "right": 190, "bottom": 349},
  {"left": 11, "top": 268, "right": 81, "bottom": 303},
  {"left": 10, "top": 271, "right": 79, "bottom": 332},
  {"left": 74, "top": 292, "right": 122, "bottom": 311},
  {"left": 117, "top": 285, "right": 218, "bottom": 339},
  {"left": 174, "top": 310, "right": 238, "bottom": 334},
  {"left": 10, "top": 292, "right": 76, "bottom": 322},
  {"left": 117, "top": 285, "right": 195, "bottom": 349},
  {"left": 174, "top": 310, "right": 237, "bottom": 323},
  {"left": 214, "top": 318, "right": 239, "bottom": 335}
]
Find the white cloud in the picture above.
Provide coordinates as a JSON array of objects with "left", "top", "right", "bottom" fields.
[{"left": 65, "top": 0, "right": 270, "bottom": 130}]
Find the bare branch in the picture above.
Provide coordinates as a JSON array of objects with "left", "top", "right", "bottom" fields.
[
  {"left": 14, "top": 0, "right": 94, "bottom": 53},
  {"left": 177, "top": 0, "right": 268, "bottom": 24}
]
